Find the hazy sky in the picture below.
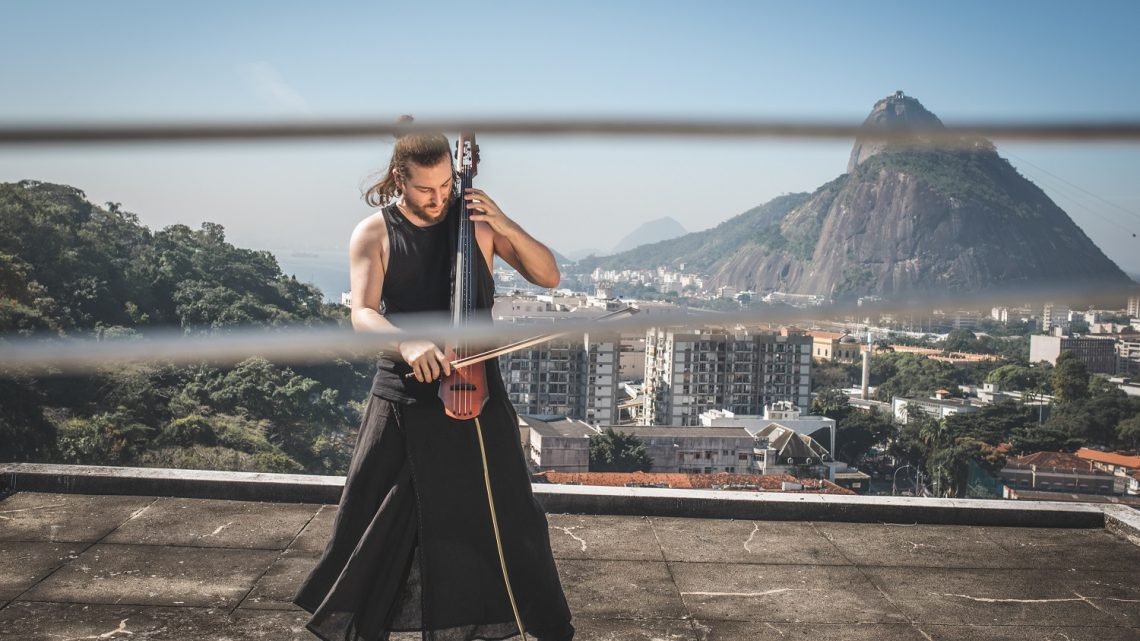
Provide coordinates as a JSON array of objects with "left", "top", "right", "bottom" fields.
[{"left": 3, "top": 1, "right": 1139, "bottom": 272}]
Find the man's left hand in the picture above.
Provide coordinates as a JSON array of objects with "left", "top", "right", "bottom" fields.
[{"left": 464, "top": 188, "right": 520, "bottom": 238}]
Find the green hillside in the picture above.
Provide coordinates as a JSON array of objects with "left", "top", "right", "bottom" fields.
[{"left": 0, "top": 181, "right": 370, "bottom": 475}]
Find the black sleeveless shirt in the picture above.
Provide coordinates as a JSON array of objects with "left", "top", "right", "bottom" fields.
[{"left": 369, "top": 200, "right": 497, "bottom": 403}]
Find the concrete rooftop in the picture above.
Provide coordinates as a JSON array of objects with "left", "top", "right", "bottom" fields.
[
  {"left": 2, "top": 494, "right": 1140, "bottom": 640},
  {"left": 1, "top": 465, "right": 1140, "bottom": 640}
]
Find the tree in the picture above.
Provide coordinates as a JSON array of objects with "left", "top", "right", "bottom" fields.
[
  {"left": 0, "top": 380, "right": 58, "bottom": 461},
  {"left": 914, "top": 415, "right": 1006, "bottom": 497},
  {"left": 831, "top": 410, "right": 895, "bottom": 465},
  {"left": 943, "top": 401, "right": 1035, "bottom": 445},
  {"left": 1009, "top": 418, "right": 1085, "bottom": 454},
  {"left": 1119, "top": 414, "right": 1140, "bottom": 450},
  {"left": 985, "top": 363, "right": 1050, "bottom": 391},
  {"left": 1051, "top": 351, "right": 1089, "bottom": 404},
  {"left": 871, "top": 352, "right": 959, "bottom": 402},
  {"left": 943, "top": 329, "right": 978, "bottom": 353},
  {"left": 811, "top": 360, "right": 859, "bottom": 392},
  {"left": 811, "top": 388, "right": 850, "bottom": 416},
  {"left": 588, "top": 428, "right": 652, "bottom": 472}
]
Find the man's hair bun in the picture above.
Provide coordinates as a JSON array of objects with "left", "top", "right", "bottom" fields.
[{"left": 394, "top": 114, "right": 415, "bottom": 139}]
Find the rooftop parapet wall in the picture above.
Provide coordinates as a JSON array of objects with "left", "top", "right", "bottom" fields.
[{"left": 4, "top": 463, "right": 1135, "bottom": 536}]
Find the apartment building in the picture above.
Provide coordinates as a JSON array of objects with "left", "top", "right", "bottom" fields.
[
  {"left": 1117, "top": 334, "right": 1140, "bottom": 377},
  {"left": 642, "top": 326, "right": 812, "bottom": 426},
  {"left": 494, "top": 296, "right": 621, "bottom": 424},
  {"left": 1029, "top": 334, "right": 1119, "bottom": 374},
  {"left": 499, "top": 337, "right": 619, "bottom": 424},
  {"left": 1042, "top": 303, "right": 1071, "bottom": 333}
]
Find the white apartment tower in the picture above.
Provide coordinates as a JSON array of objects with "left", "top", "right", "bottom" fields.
[
  {"left": 1042, "top": 303, "right": 1071, "bottom": 333},
  {"left": 499, "top": 337, "right": 619, "bottom": 424},
  {"left": 642, "top": 327, "right": 812, "bottom": 426}
]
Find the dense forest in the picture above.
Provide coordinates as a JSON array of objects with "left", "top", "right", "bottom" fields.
[{"left": 0, "top": 181, "right": 372, "bottom": 475}]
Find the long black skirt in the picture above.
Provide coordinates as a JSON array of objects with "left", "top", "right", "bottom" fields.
[{"left": 293, "top": 393, "right": 574, "bottom": 641}]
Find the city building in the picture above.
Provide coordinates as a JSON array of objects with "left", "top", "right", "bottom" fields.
[
  {"left": 807, "top": 330, "right": 863, "bottom": 362},
  {"left": 1076, "top": 447, "right": 1140, "bottom": 494},
  {"left": 999, "top": 451, "right": 1117, "bottom": 495},
  {"left": 499, "top": 337, "right": 619, "bottom": 424},
  {"left": 1042, "top": 303, "right": 1071, "bottom": 333},
  {"left": 1029, "top": 334, "right": 1118, "bottom": 374},
  {"left": 495, "top": 298, "right": 622, "bottom": 424},
  {"left": 618, "top": 333, "right": 646, "bottom": 382},
  {"left": 699, "top": 403, "right": 836, "bottom": 465},
  {"left": 1117, "top": 335, "right": 1140, "bottom": 377},
  {"left": 518, "top": 415, "right": 597, "bottom": 473},
  {"left": 615, "top": 382, "right": 644, "bottom": 425},
  {"left": 1127, "top": 295, "right": 1140, "bottom": 318},
  {"left": 616, "top": 426, "right": 761, "bottom": 474},
  {"left": 892, "top": 391, "right": 980, "bottom": 424},
  {"left": 642, "top": 326, "right": 812, "bottom": 426},
  {"left": 948, "top": 310, "right": 981, "bottom": 330},
  {"left": 532, "top": 471, "right": 853, "bottom": 494},
  {"left": 749, "top": 423, "right": 831, "bottom": 478}
]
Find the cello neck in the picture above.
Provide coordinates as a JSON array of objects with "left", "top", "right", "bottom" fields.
[{"left": 452, "top": 133, "right": 480, "bottom": 326}]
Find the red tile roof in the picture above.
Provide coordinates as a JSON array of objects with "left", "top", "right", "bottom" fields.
[
  {"left": 1009, "top": 451, "right": 1094, "bottom": 470},
  {"left": 1076, "top": 448, "right": 1140, "bottom": 469},
  {"left": 534, "top": 471, "right": 855, "bottom": 495}
]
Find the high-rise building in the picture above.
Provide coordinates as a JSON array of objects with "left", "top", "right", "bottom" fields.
[
  {"left": 499, "top": 337, "right": 619, "bottom": 425},
  {"left": 493, "top": 296, "right": 622, "bottom": 424},
  {"left": 1128, "top": 295, "right": 1140, "bottom": 319},
  {"left": 1042, "top": 303, "right": 1071, "bottom": 333},
  {"left": 642, "top": 327, "right": 812, "bottom": 426}
]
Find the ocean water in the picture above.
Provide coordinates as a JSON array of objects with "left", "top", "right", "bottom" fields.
[{"left": 272, "top": 249, "right": 349, "bottom": 302}]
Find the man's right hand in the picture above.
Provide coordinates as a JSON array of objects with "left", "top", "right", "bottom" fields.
[{"left": 398, "top": 340, "right": 453, "bottom": 382}]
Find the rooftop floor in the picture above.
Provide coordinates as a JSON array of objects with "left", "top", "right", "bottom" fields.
[{"left": 2, "top": 490, "right": 1140, "bottom": 640}]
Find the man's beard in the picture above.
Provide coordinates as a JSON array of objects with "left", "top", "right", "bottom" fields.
[{"left": 402, "top": 191, "right": 453, "bottom": 222}]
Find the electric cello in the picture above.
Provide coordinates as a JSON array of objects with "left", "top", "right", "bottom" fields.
[{"left": 439, "top": 132, "right": 489, "bottom": 420}]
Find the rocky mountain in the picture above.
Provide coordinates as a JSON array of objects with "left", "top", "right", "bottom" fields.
[
  {"left": 611, "top": 217, "right": 688, "bottom": 254},
  {"left": 589, "top": 92, "right": 1131, "bottom": 299}
]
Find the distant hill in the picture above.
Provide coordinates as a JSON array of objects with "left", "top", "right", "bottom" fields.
[
  {"left": 611, "top": 217, "right": 688, "bottom": 254},
  {"left": 580, "top": 193, "right": 811, "bottom": 274},
  {"left": 590, "top": 92, "right": 1131, "bottom": 299},
  {"left": 561, "top": 247, "right": 607, "bottom": 261}
]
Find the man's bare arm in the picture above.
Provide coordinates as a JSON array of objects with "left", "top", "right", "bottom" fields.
[
  {"left": 349, "top": 212, "right": 451, "bottom": 382},
  {"left": 465, "top": 188, "right": 560, "bottom": 288}
]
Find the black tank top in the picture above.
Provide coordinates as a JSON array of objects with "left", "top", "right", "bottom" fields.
[{"left": 369, "top": 200, "right": 497, "bottom": 403}]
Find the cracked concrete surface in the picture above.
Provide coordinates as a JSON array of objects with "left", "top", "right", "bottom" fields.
[{"left": 1, "top": 491, "right": 1138, "bottom": 640}]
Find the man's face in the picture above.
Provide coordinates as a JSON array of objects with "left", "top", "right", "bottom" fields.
[{"left": 398, "top": 159, "right": 454, "bottom": 222}]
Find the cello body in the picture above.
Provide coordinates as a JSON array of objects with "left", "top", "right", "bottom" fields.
[{"left": 439, "top": 132, "right": 490, "bottom": 420}]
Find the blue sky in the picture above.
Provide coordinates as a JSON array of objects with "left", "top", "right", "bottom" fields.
[{"left": 3, "top": 0, "right": 1139, "bottom": 274}]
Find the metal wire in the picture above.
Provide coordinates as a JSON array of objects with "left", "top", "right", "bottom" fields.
[
  {"left": 1, "top": 114, "right": 1138, "bottom": 375},
  {"left": 0, "top": 281, "right": 1135, "bottom": 375},
  {"left": 3, "top": 117, "right": 1140, "bottom": 146}
]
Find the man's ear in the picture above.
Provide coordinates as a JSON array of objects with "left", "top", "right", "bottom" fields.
[{"left": 392, "top": 169, "right": 404, "bottom": 190}]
